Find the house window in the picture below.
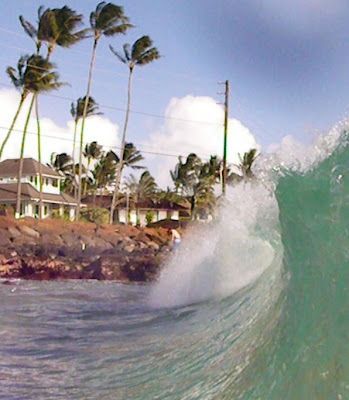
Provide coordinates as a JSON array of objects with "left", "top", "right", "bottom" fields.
[
  {"left": 44, "top": 206, "right": 48, "bottom": 215},
  {"left": 35, "top": 205, "right": 39, "bottom": 216},
  {"left": 52, "top": 179, "right": 58, "bottom": 187}
]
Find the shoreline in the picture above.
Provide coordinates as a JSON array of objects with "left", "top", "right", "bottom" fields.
[{"left": 0, "top": 216, "right": 174, "bottom": 283}]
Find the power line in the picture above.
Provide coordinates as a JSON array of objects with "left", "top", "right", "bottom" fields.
[
  {"left": 0, "top": 125, "right": 215, "bottom": 161},
  {"left": 0, "top": 82, "right": 223, "bottom": 127}
]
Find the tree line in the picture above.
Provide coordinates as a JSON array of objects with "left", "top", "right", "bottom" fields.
[{"left": 51, "top": 143, "right": 258, "bottom": 221}]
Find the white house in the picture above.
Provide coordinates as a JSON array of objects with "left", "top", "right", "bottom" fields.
[
  {"left": 117, "top": 199, "right": 187, "bottom": 227},
  {"left": 0, "top": 158, "right": 78, "bottom": 220},
  {"left": 83, "top": 195, "right": 189, "bottom": 227}
]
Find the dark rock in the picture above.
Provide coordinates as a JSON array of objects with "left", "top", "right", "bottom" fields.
[{"left": 84, "top": 258, "right": 103, "bottom": 280}]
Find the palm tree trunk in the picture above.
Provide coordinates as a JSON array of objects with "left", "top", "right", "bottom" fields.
[
  {"left": 93, "top": 177, "right": 99, "bottom": 207},
  {"left": 72, "top": 119, "right": 78, "bottom": 200},
  {"left": 0, "top": 94, "right": 26, "bottom": 161},
  {"left": 190, "top": 195, "right": 196, "bottom": 220},
  {"left": 15, "top": 95, "right": 35, "bottom": 219},
  {"left": 109, "top": 67, "right": 133, "bottom": 224},
  {"left": 84, "top": 158, "right": 91, "bottom": 196},
  {"left": 35, "top": 95, "right": 44, "bottom": 219},
  {"left": 76, "top": 38, "right": 98, "bottom": 219}
]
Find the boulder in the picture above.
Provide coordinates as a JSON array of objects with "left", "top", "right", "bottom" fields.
[
  {"left": 7, "top": 226, "right": 21, "bottom": 239},
  {"left": 0, "top": 229, "right": 11, "bottom": 246},
  {"left": 18, "top": 225, "right": 40, "bottom": 239},
  {"left": 124, "top": 243, "right": 136, "bottom": 253},
  {"left": 83, "top": 258, "right": 103, "bottom": 280},
  {"left": 41, "top": 233, "right": 64, "bottom": 247},
  {"left": 147, "top": 241, "right": 160, "bottom": 251}
]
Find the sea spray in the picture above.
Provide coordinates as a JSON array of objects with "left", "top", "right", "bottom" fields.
[{"left": 149, "top": 183, "right": 283, "bottom": 307}]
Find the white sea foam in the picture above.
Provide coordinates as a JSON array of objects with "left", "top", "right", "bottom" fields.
[{"left": 149, "top": 184, "right": 282, "bottom": 307}]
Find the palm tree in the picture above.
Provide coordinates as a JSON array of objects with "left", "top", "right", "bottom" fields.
[
  {"left": 125, "top": 170, "right": 157, "bottom": 201},
  {"left": 19, "top": 6, "right": 86, "bottom": 59},
  {"left": 238, "top": 148, "right": 258, "bottom": 179},
  {"left": 92, "top": 151, "right": 117, "bottom": 198},
  {"left": 83, "top": 141, "right": 103, "bottom": 195},
  {"left": 108, "top": 143, "right": 144, "bottom": 169},
  {"left": 0, "top": 57, "right": 31, "bottom": 161},
  {"left": 171, "top": 153, "right": 216, "bottom": 220},
  {"left": 51, "top": 152, "right": 73, "bottom": 192},
  {"left": 51, "top": 152, "right": 73, "bottom": 173},
  {"left": 76, "top": 2, "right": 133, "bottom": 219},
  {"left": 32, "top": 56, "right": 63, "bottom": 218},
  {"left": 125, "top": 170, "right": 157, "bottom": 223},
  {"left": 14, "top": 55, "right": 62, "bottom": 218},
  {"left": 71, "top": 96, "right": 101, "bottom": 198},
  {"left": 20, "top": 6, "right": 85, "bottom": 217},
  {"left": 109, "top": 35, "right": 160, "bottom": 223}
]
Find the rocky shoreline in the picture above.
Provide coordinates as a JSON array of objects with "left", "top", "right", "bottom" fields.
[{"left": 0, "top": 216, "right": 174, "bottom": 283}]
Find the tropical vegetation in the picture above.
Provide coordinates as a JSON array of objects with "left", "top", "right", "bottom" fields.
[{"left": 1, "top": 2, "right": 259, "bottom": 225}]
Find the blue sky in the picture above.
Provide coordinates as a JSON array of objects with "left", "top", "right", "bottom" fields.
[{"left": 1, "top": 0, "right": 349, "bottom": 184}]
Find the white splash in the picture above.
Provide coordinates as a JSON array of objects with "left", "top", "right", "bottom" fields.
[{"left": 149, "top": 184, "right": 281, "bottom": 307}]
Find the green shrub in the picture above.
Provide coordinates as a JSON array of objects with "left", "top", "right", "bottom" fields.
[
  {"left": 51, "top": 209, "right": 70, "bottom": 221},
  {"left": 145, "top": 211, "right": 155, "bottom": 225},
  {"left": 80, "top": 207, "right": 109, "bottom": 225}
]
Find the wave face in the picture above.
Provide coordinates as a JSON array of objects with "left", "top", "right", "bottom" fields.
[{"left": 1, "top": 132, "right": 349, "bottom": 399}]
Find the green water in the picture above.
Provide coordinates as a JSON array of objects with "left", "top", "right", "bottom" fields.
[{"left": 240, "top": 141, "right": 349, "bottom": 399}]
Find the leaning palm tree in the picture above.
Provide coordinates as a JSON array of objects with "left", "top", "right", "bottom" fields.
[
  {"left": 109, "top": 35, "right": 160, "bottom": 223},
  {"left": 19, "top": 5, "right": 86, "bottom": 59},
  {"left": 76, "top": 2, "right": 133, "bottom": 219},
  {"left": 71, "top": 96, "right": 101, "bottom": 198},
  {"left": 32, "top": 57, "right": 64, "bottom": 218},
  {"left": 14, "top": 55, "right": 62, "bottom": 218},
  {"left": 0, "top": 57, "right": 31, "bottom": 161},
  {"left": 20, "top": 6, "right": 85, "bottom": 217},
  {"left": 83, "top": 141, "right": 102, "bottom": 195}
]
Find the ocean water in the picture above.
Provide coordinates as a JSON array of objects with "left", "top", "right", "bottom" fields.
[{"left": 1, "top": 129, "right": 349, "bottom": 399}]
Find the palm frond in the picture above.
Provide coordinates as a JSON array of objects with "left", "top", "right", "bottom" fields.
[
  {"left": 131, "top": 35, "right": 153, "bottom": 60},
  {"left": 136, "top": 48, "right": 161, "bottom": 66},
  {"left": 103, "top": 22, "right": 133, "bottom": 36},
  {"left": 109, "top": 44, "right": 128, "bottom": 64},
  {"left": 19, "top": 16, "right": 38, "bottom": 40}
]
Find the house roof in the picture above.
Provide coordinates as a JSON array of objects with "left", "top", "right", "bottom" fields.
[
  {"left": 0, "top": 183, "right": 78, "bottom": 205},
  {"left": 0, "top": 158, "right": 61, "bottom": 178},
  {"left": 83, "top": 195, "right": 188, "bottom": 211}
]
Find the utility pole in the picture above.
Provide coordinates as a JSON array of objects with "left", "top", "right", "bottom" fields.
[{"left": 222, "top": 80, "right": 229, "bottom": 195}]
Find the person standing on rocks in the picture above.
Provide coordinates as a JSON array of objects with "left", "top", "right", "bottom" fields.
[{"left": 170, "top": 229, "right": 181, "bottom": 250}]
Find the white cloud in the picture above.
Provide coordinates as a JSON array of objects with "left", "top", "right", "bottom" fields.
[
  {"left": 0, "top": 88, "right": 119, "bottom": 163},
  {"left": 0, "top": 90, "right": 258, "bottom": 189},
  {"left": 147, "top": 95, "right": 259, "bottom": 187}
]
